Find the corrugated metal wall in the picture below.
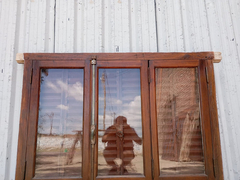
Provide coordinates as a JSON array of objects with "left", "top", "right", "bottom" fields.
[{"left": 0, "top": 0, "right": 239, "bottom": 179}]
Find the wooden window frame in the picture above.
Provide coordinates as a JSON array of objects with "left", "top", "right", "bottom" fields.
[
  {"left": 15, "top": 52, "right": 223, "bottom": 180},
  {"left": 95, "top": 60, "right": 151, "bottom": 179}
]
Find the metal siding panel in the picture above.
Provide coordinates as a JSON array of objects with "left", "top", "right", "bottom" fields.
[
  {"left": 205, "top": 0, "right": 240, "bottom": 179},
  {"left": 95, "top": 0, "right": 103, "bottom": 52},
  {"left": 155, "top": 0, "right": 240, "bottom": 179},
  {"left": 156, "top": 0, "right": 185, "bottom": 52},
  {"left": 0, "top": 1, "right": 55, "bottom": 180},
  {"left": 0, "top": 0, "right": 18, "bottom": 179},
  {"left": 122, "top": 0, "right": 130, "bottom": 52},
  {"left": 206, "top": 1, "right": 240, "bottom": 179},
  {"left": 114, "top": 0, "right": 123, "bottom": 52},
  {"left": 74, "top": 0, "right": 83, "bottom": 52},
  {"left": 180, "top": 0, "right": 194, "bottom": 51},
  {"left": 102, "top": 0, "right": 111, "bottom": 52},
  {"left": 205, "top": 2, "right": 231, "bottom": 179},
  {"left": 55, "top": 0, "right": 157, "bottom": 53}
]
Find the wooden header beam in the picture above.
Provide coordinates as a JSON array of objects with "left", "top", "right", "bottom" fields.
[{"left": 16, "top": 52, "right": 222, "bottom": 64}]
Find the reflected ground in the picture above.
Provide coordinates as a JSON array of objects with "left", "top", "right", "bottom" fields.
[
  {"left": 98, "top": 152, "right": 143, "bottom": 175},
  {"left": 160, "top": 158, "right": 205, "bottom": 175},
  {"left": 35, "top": 152, "right": 81, "bottom": 177},
  {"left": 35, "top": 134, "right": 82, "bottom": 178}
]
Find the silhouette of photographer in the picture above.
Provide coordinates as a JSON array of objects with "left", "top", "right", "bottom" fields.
[{"left": 102, "top": 116, "right": 142, "bottom": 175}]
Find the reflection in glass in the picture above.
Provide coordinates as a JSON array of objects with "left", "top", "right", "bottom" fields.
[
  {"left": 156, "top": 68, "right": 205, "bottom": 175},
  {"left": 35, "top": 69, "right": 83, "bottom": 178},
  {"left": 98, "top": 69, "right": 143, "bottom": 176}
]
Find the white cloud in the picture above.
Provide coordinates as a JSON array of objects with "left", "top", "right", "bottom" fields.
[
  {"left": 57, "top": 80, "right": 83, "bottom": 101},
  {"left": 99, "top": 97, "right": 122, "bottom": 105},
  {"left": 115, "top": 99, "right": 122, "bottom": 105},
  {"left": 46, "top": 81, "right": 61, "bottom": 93},
  {"left": 46, "top": 80, "right": 84, "bottom": 101},
  {"left": 121, "top": 95, "right": 141, "bottom": 121},
  {"left": 56, "top": 104, "right": 69, "bottom": 110}
]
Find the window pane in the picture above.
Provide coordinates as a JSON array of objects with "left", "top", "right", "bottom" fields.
[
  {"left": 155, "top": 68, "right": 205, "bottom": 175},
  {"left": 98, "top": 69, "right": 143, "bottom": 176},
  {"left": 35, "top": 69, "right": 83, "bottom": 178}
]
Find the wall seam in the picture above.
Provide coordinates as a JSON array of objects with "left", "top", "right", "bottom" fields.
[
  {"left": 53, "top": 0, "right": 56, "bottom": 53},
  {"left": 179, "top": 0, "right": 186, "bottom": 51},
  {"left": 227, "top": 0, "right": 240, "bottom": 66},
  {"left": 154, "top": 0, "right": 159, "bottom": 52},
  {"left": 4, "top": 0, "right": 19, "bottom": 179},
  {"left": 203, "top": 0, "right": 213, "bottom": 50}
]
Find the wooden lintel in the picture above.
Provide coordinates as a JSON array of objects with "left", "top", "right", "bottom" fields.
[
  {"left": 16, "top": 52, "right": 222, "bottom": 63},
  {"left": 16, "top": 53, "right": 24, "bottom": 64}
]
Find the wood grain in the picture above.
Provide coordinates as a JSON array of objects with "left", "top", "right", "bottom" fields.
[
  {"left": 16, "top": 52, "right": 222, "bottom": 64},
  {"left": 198, "top": 60, "right": 214, "bottom": 179},
  {"left": 206, "top": 60, "right": 224, "bottom": 180},
  {"left": 82, "top": 60, "right": 91, "bottom": 180},
  {"left": 15, "top": 59, "right": 32, "bottom": 180}
]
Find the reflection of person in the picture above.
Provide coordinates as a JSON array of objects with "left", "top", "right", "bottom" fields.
[{"left": 102, "top": 116, "right": 142, "bottom": 175}]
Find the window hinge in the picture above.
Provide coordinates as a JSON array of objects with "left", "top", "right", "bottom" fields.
[
  {"left": 148, "top": 67, "right": 150, "bottom": 83},
  {"left": 30, "top": 68, "right": 33, "bottom": 84},
  {"left": 151, "top": 158, "right": 154, "bottom": 179},
  {"left": 205, "top": 66, "right": 209, "bottom": 83},
  {"left": 212, "top": 158, "right": 216, "bottom": 178}
]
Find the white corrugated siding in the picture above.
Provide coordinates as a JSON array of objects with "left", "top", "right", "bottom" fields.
[
  {"left": 0, "top": 0, "right": 239, "bottom": 179},
  {"left": 155, "top": 1, "right": 240, "bottom": 180}
]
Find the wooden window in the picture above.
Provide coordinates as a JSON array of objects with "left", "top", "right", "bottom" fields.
[{"left": 15, "top": 53, "right": 223, "bottom": 180}]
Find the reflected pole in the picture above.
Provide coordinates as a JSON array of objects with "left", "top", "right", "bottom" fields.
[{"left": 101, "top": 72, "right": 106, "bottom": 132}]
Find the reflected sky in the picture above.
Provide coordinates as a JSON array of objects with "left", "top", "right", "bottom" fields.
[
  {"left": 98, "top": 69, "right": 142, "bottom": 137},
  {"left": 38, "top": 68, "right": 142, "bottom": 136},
  {"left": 38, "top": 69, "right": 84, "bottom": 135}
]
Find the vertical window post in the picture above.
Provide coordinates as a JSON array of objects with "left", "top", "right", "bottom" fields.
[{"left": 91, "top": 57, "right": 97, "bottom": 180}]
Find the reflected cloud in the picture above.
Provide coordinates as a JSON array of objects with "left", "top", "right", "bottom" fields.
[
  {"left": 57, "top": 104, "right": 69, "bottom": 110},
  {"left": 122, "top": 96, "right": 141, "bottom": 121},
  {"left": 46, "top": 80, "right": 83, "bottom": 101},
  {"left": 46, "top": 81, "right": 61, "bottom": 93},
  {"left": 99, "top": 95, "right": 142, "bottom": 136},
  {"left": 115, "top": 99, "right": 122, "bottom": 105},
  {"left": 99, "top": 97, "right": 122, "bottom": 105},
  {"left": 98, "top": 114, "right": 114, "bottom": 122}
]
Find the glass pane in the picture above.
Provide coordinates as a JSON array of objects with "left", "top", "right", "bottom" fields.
[
  {"left": 156, "top": 68, "right": 204, "bottom": 175},
  {"left": 35, "top": 69, "right": 84, "bottom": 178},
  {"left": 98, "top": 69, "right": 143, "bottom": 176}
]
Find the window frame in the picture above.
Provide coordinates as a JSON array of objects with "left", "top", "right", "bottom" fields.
[
  {"left": 149, "top": 59, "right": 217, "bottom": 180},
  {"left": 95, "top": 60, "right": 152, "bottom": 179},
  {"left": 15, "top": 53, "right": 223, "bottom": 180}
]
